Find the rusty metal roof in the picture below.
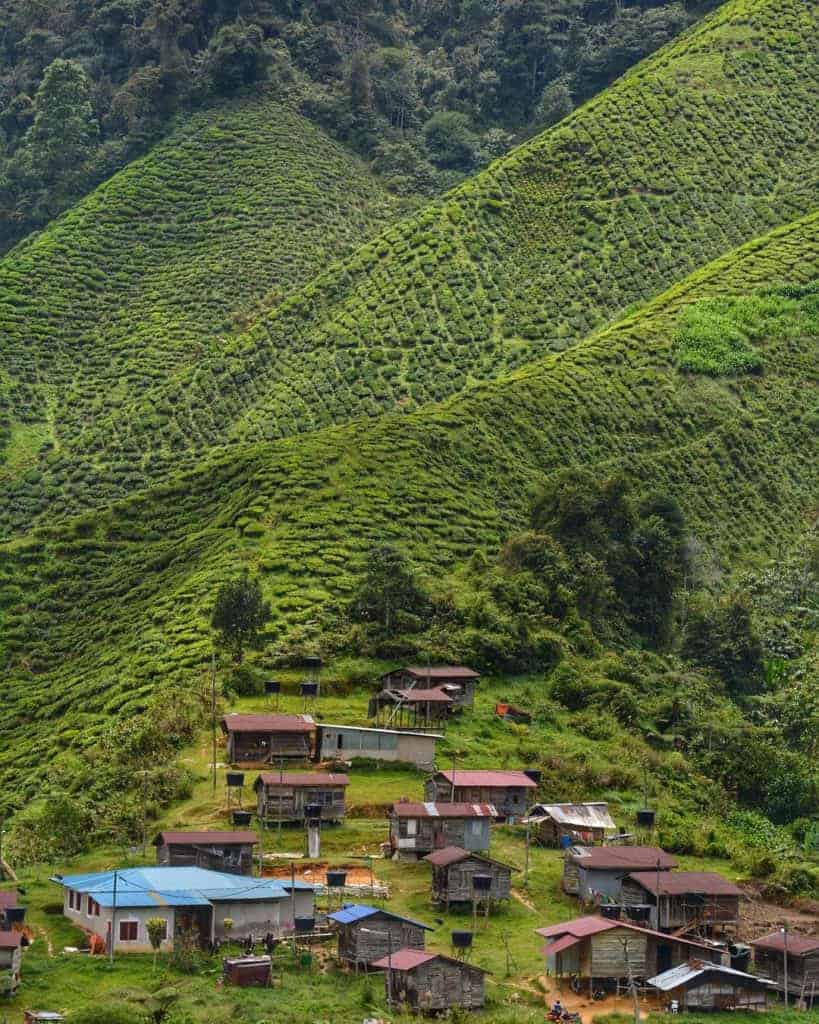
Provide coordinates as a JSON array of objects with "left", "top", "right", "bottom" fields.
[
  {"left": 370, "top": 947, "right": 489, "bottom": 972},
  {"left": 395, "top": 687, "right": 453, "bottom": 703},
  {"left": 751, "top": 932, "right": 819, "bottom": 954},
  {"left": 0, "top": 931, "right": 22, "bottom": 949},
  {"left": 255, "top": 772, "right": 349, "bottom": 787},
  {"left": 542, "top": 933, "right": 584, "bottom": 956},
  {"left": 0, "top": 889, "right": 19, "bottom": 908},
  {"left": 568, "top": 846, "right": 677, "bottom": 870},
  {"left": 154, "top": 831, "right": 258, "bottom": 846},
  {"left": 535, "top": 915, "right": 717, "bottom": 952},
  {"left": 387, "top": 666, "right": 480, "bottom": 680},
  {"left": 423, "top": 846, "right": 517, "bottom": 870},
  {"left": 220, "top": 713, "right": 315, "bottom": 733},
  {"left": 438, "top": 770, "right": 537, "bottom": 789},
  {"left": 527, "top": 802, "right": 616, "bottom": 830},
  {"left": 627, "top": 870, "right": 742, "bottom": 896},
  {"left": 392, "top": 801, "right": 498, "bottom": 819}
]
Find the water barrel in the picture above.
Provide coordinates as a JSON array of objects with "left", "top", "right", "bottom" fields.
[
  {"left": 600, "top": 905, "right": 622, "bottom": 920},
  {"left": 326, "top": 870, "right": 347, "bottom": 888},
  {"left": 294, "top": 917, "right": 315, "bottom": 935},
  {"left": 2, "top": 906, "right": 25, "bottom": 924},
  {"left": 300, "top": 682, "right": 318, "bottom": 697},
  {"left": 560, "top": 834, "right": 573, "bottom": 850},
  {"left": 226, "top": 772, "right": 245, "bottom": 788},
  {"left": 304, "top": 802, "right": 322, "bottom": 821},
  {"left": 232, "top": 810, "right": 252, "bottom": 827},
  {"left": 451, "top": 930, "right": 473, "bottom": 949},
  {"left": 524, "top": 769, "right": 542, "bottom": 784},
  {"left": 636, "top": 809, "right": 656, "bottom": 828},
  {"left": 730, "top": 944, "right": 751, "bottom": 972},
  {"left": 626, "top": 904, "right": 652, "bottom": 923},
  {"left": 472, "top": 874, "right": 492, "bottom": 892},
  {"left": 304, "top": 656, "right": 322, "bottom": 668},
  {"left": 264, "top": 680, "right": 280, "bottom": 695}
]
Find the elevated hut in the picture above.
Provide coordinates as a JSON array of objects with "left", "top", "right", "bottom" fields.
[
  {"left": 328, "top": 904, "right": 432, "bottom": 966},
  {"left": 527, "top": 802, "right": 617, "bottom": 848},
  {"left": 562, "top": 845, "right": 676, "bottom": 899},
  {"left": 153, "top": 831, "right": 257, "bottom": 875},
  {"left": 424, "top": 846, "right": 515, "bottom": 907},
  {"left": 370, "top": 687, "right": 453, "bottom": 731},
  {"left": 622, "top": 871, "right": 742, "bottom": 933},
  {"left": 379, "top": 666, "right": 480, "bottom": 708},
  {"left": 648, "top": 961, "right": 774, "bottom": 1011},
  {"left": 254, "top": 772, "right": 349, "bottom": 824},
  {"left": 371, "top": 948, "right": 489, "bottom": 1012},
  {"left": 751, "top": 932, "right": 819, "bottom": 1002},
  {"left": 221, "top": 713, "right": 315, "bottom": 764},
  {"left": 425, "top": 770, "right": 537, "bottom": 821},
  {"left": 389, "top": 802, "right": 497, "bottom": 860}
]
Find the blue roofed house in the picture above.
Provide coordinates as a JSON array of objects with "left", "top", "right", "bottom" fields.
[
  {"left": 328, "top": 903, "right": 432, "bottom": 966},
  {"left": 53, "top": 866, "right": 314, "bottom": 953}
]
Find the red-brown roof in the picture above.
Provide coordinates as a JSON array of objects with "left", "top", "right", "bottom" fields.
[
  {"left": 154, "top": 831, "right": 258, "bottom": 846},
  {"left": 543, "top": 933, "right": 584, "bottom": 957},
  {"left": 256, "top": 772, "right": 349, "bottom": 787},
  {"left": 370, "top": 947, "right": 489, "bottom": 972},
  {"left": 751, "top": 932, "right": 819, "bottom": 955},
  {"left": 535, "top": 915, "right": 716, "bottom": 952},
  {"left": 391, "top": 666, "right": 480, "bottom": 680},
  {"left": 392, "top": 801, "right": 498, "bottom": 819},
  {"left": 438, "top": 770, "right": 537, "bottom": 789},
  {"left": 0, "top": 931, "right": 22, "bottom": 949},
  {"left": 396, "top": 687, "right": 453, "bottom": 703},
  {"left": 0, "top": 890, "right": 19, "bottom": 909},
  {"left": 221, "top": 714, "right": 315, "bottom": 734},
  {"left": 569, "top": 846, "right": 677, "bottom": 870},
  {"left": 627, "top": 871, "right": 742, "bottom": 897},
  {"left": 423, "top": 846, "right": 516, "bottom": 870}
]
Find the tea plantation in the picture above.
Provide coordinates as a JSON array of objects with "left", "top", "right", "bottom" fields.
[{"left": 0, "top": 0, "right": 817, "bottom": 536}]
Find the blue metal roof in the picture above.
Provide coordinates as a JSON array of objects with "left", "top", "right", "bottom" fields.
[
  {"left": 328, "top": 903, "right": 432, "bottom": 929},
  {"left": 53, "top": 866, "right": 309, "bottom": 909}
]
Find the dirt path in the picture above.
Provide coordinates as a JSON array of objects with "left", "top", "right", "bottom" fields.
[
  {"left": 538, "top": 973, "right": 663, "bottom": 1023},
  {"left": 511, "top": 888, "right": 536, "bottom": 911},
  {"left": 738, "top": 884, "right": 819, "bottom": 941},
  {"left": 30, "top": 924, "right": 54, "bottom": 957}
]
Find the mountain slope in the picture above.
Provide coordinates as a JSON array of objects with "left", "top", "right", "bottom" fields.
[
  {"left": 2, "top": 0, "right": 814, "bottom": 538},
  {"left": 0, "top": 93, "right": 399, "bottom": 506},
  {"left": 1, "top": 208, "right": 816, "bottom": 811}
]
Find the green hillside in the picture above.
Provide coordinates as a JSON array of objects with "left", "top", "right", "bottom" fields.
[
  {"left": 1, "top": 205, "right": 816, "bottom": 816},
  {"left": 0, "top": 93, "right": 399, "bottom": 518}
]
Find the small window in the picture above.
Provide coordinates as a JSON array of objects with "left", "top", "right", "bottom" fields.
[
  {"left": 88, "top": 896, "right": 101, "bottom": 917},
  {"left": 119, "top": 920, "right": 138, "bottom": 941}
]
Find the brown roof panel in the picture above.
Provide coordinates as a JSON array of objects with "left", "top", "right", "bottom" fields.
[
  {"left": 395, "top": 687, "right": 453, "bottom": 703},
  {"left": 438, "top": 769, "right": 537, "bottom": 789},
  {"left": 535, "top": 915, "right": 717, "bottom": 952},
  {"left": 0, "top": 931, "right": 22, "bottom": 949},
  {"left": 423, "top": 846, "right": 517, "bottom": 870},
  {"left": 569, "top": 846, "right": 677, "bottom": 870},
  {"left": 0, "top": 890, "right": 19, "bottom": 909},
  {"left": 256, "top": 772, "right": 349, "bottom": 787},
  {"left": 627, "top": 871, "right": 742, "bottom": 897},
  {"left": 392, "top": 801, "right": 498, "bottom": 819},
  {"left": 154, "top": 831, "right": 258, "bottom": 846},
  {"left": 370, "top": 947, "right": 490, "bottom": 972},
  {"left": 220, "top": 713, "right": 315, "bottom": 734},
  {"left": 393, "top": 666, "right": 480, "bottom": 680},
  {"left": 751, "top": 932, "right": 819, "bottom": 955}
]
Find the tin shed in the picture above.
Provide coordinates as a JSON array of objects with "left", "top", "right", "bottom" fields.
[
  {"left": 154, "top": 831, "right": 257, "bottom": 875},
  {"left": 528, "top": 803, "right": 617, "bottom": 847},
  {"left": 751, "top": 932, "right": 819, "bottom": 1000},
  {"left": 316, "top": 723, "right": 441, "bottom": 770},
  {"left": 371, "top": 947, "right": 489, "bottom": 1011},
  {"left": 328, "top": 904, "right": 432, "bottom": 966},
  {"left": 648, "top": 960, "right": 774, "bottom": 1011}
]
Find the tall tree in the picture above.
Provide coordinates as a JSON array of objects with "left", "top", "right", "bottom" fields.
[
  {"left": 349, "top": 544, "right": 429, "bottom": 636},
  {"left": 211, "top": 573, "right": 271, "bottom": 663}
]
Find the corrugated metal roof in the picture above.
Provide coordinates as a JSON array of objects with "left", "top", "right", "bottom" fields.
[
  {"left": 255, "top": 772, "right": 349, "bottom": 787},
  {"left": 370, "top": 947, "right": 490, "bottom": 972},
  {"left": 392, "top": 801, "right": 498, "bottom": 819},
  {"left": 53, "top": 867, "right": 302, "bottom": 908},
  {"left": 0, "top": 931, "right": 22, "bottom": 949},
  {"left": 751, "top": 932, "right": 819, "bottom": 954},
  {"left": 535, "top": 915, "right": 717, "bottom": 952},
  {"left": 220, "top": 713, "right": 315, "bottom": 733},
  {"left": 391, "top": 666, "right": 480, "bottom": 680},
  {"left": 648, "top": 961, "right": 775, "bottom": 991},
  {"left": 543, "top": 934, "right": 583, "bottom": 956},
  {"left": 423, "top": 846, "right": 517, "bottom": 870},
  {"left": 0, "top": 889, "right": 19, "bottom": 908},
  {"left": 627, "top": 870, "right": 742, "bottom": 896},
  {"left": 438, "top": 770, "right": 537, "bottom": 789},
  {"left": 568, "top": 846, "right": 677, "bottom": 870},
  {"left": 318, "top": 723, "right": 443, "bottom": 740},
  {"left": 154, "top": 831, "right": 258, "bottom": 846},
  {"left": 327, "top": 903, "right": 432, "bottom": 929},
  {"left": 395, "top": 687, "right": 453, "bottom": 703},
  {"left": 527, "top": 803, "right": 616, "bottom": 830}
]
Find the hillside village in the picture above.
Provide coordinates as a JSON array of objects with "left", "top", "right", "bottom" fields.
[{"left": 2, "top": 666, "right": 817, "bottom": 1021}]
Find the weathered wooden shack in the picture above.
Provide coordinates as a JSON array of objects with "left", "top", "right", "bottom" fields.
[
  {"left": 562, "top": 845, "right": 677, "bottom": 899},
  {"left": 153, "top": 831, "right": 257, "bottom": 875},
  {"left": 371, "top": 948, "right": 489, "bottom": 1012},
  {"left": 316, "top": 723, "right": 441, "bottom": 770},
  {"left": 424, "top": 846, "right": 515, "bottom": 907},
  {"left": 751, "top": 932, "right": 819, "bottom": 1001},
  {"left": 0, "top": 931, "right": 22, "bottom": 996},
  {"left": 622, "top": 871, "right": 742, "bottom": 933},
  {"left": 221, "top": 713, "right": 315, "bottom": 764},
  {"left": 528, "top": 802, "right": 617, "bottom": 847},
  {"left": 536, "top": 915, "right": 724, "bottom": 989},
  {"left": 254, "top": 772, "right": 349, "bottom": 824},
  {"left": 389, "top": 802, "right": 497, "bottom": 860},
  {"left": 648, "top": 960, "right": 774, "bottom": 1011},
  {"left": 328, "top": 904, "right": 432, "bottom": 966},
  {"left": 425, "top": 770, "right": 537, "bottom": 821},
  {"left": 379, "top": 666, "right": 480, "bottom": 708},
  {"left": 370, "top": 687, "right": 453, "bottom": 730}
]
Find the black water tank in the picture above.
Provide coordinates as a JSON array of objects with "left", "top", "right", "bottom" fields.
[
  {"left": 523, "top": 769, "right": 542, "bottom": 784},
  {"left": 636, "top": 809, "right": 656, "bottom": 828},
  {"left": 627, "top": 904, "right": 652, "bottom": 923},
  {"left": 305, "top": 802, "right": 322, "bottom": 820},
  {"left": 326, "top": 870, "right": 347, "bottom": 888},
  {"left": 2, "top": 907, "right": 25, "bottom": 924},
  {"left": 600, "top": 905, "right": 622, "bottom": 920},
  {"left": 472, "top": 874, "right": 492, "bottom": 892},
  {"left": 451, "top": 930, "right": 473, "bottom": 949},
  {"left": 730, "top": 944, "right": 751, "bottom": 972},
  {"left": 226, "top": 772, "right": 245, "bottom": 788},
  {"left": 305, "top": 656, "right": 322, "bottom": 668},
  {"left": 232, "top": 810, "right": 252, "bottom": 827},
  {"left": 294, "top": 917, "right": 315, "bottom": 935},
  {"left": 300, "top": 682, "right": 318, "bottom": 697},
  {"left": 264, "top": 680, "right": 281, "bottom": 695}
]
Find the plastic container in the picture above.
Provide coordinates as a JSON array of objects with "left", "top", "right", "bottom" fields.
[
  {"left": 600, "top": 905, "right": 622, "bottom": 920},
  {"left": 226, "top": 772, "right": 245, "bottom": 788},
  {"left": 264, "top": 680, "right": 280, "bottom": 695},
  {"left": 636, "top": 809, "right": 656, "bottom": 828},
  {"left": 523, "top": 769, "right": 542, "bottom": 784},
  {"left": 300, "top": 682, "right": 318, "bottom": 697},
  {"left": 304, "top": 802, "right": 322, "bottom": 820},
  {"left": 2, "top": 906, "right": 25, "bottom": 924},
  {"left": 294, "top": 917, "right": 314, "bottom": 935},
  {"left": 472, "top": 874, "right": 492, "bottom": 892},
  {"left": 326, "top": 870, "right": 347, "bottom": 888},
  {"left": 232, "top": 810, "right": 252, "bottom": 827},
  {"left": 451, "top": 930, "right": 473, "bottom": 949},
  {"left": 560, "top": 834, "right": 573, "bottom": 850}
]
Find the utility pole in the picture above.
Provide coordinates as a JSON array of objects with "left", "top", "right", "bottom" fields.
[
  {"left": 109, "top": 869, "right": 118, "bottom": 965},
  {"left": 524, "top": 819, "right": 531, "bottom": 889},
  {"left": 782, "top": 925, "right": 789, "bottom": 1009},
  {"left": 211, "top": 650, "right": 217, "bottom": 795},
  {"left": 140, "top": 769, "right": 149, "bottom": 856},
  {"left": 278, "top": 757, "right": 284, "bottom": 847}
]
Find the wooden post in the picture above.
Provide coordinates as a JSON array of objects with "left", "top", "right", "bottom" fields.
[{"left": 211, "top": 650, "right": 217, "bottom": 794}]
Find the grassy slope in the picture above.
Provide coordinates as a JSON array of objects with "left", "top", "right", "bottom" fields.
[
  {"left": 0, "top": 94, "right": 399, "bottom": 523},
  {"left": 1, "top": 208, "right": 816, "bottom": 808},
  {"left": 1, "top": 0, "right": 816, "bottom": 536}
]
